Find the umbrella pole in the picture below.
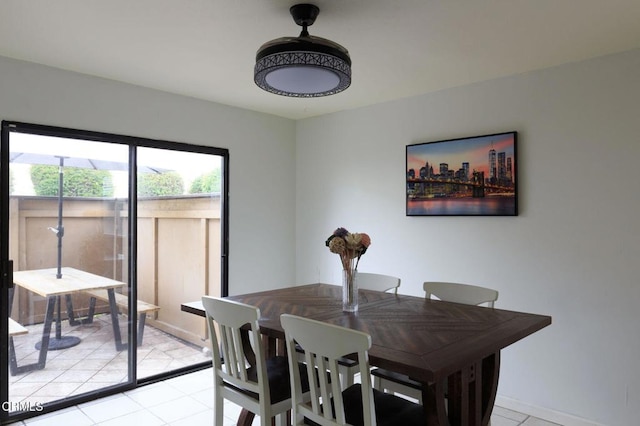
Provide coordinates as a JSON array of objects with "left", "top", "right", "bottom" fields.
[
  {"left": 56, "top": 157, "right": 64, "bottom": 279},
  {"left": 44, "top": 156, "right": 80, "bottom": 350}
]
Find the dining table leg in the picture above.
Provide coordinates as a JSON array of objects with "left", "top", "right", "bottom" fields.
[
  {"left": 237, "top": 410, "right": 256, "bottom": 426},
  {"left": 480, "top": 352, "right": 500, "bottom": 425},
  {"left": 423, "top": 352, "right": 501, "bottom": 426},
  {"left": 423, "top": 379, "right": 449, "bottom": 426}
]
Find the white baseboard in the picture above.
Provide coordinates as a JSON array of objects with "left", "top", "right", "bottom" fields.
[{"left": 495, "top": 396, "right": 605, "bottom": 426}]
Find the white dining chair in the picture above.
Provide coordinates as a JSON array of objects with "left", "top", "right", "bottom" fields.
[
  {"left": 423, "top": 281, "right": 499, "bottom": 307},
  {"left": 338, "top": 273, "right": 401, "bottom": 390},
  {"left": 281, "top": 313, "right": 426, "bottom": 426},
  {"left": 202, "top": 296, "right": 309, "bottom": 426},
  {"left": 371, "top": 281, "right": 499, "bottom": 404},
  {"left": 356, "top": 273, "right": 401, "bottom": 294}
]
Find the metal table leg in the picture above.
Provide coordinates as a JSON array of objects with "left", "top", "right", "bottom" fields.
[
  {"left": 35, "top": 295, "right": 80, "bottom": 350},
  {"left": 107, "top": 288, "right": 126, "bottom": 351},
  {"left": 9, "top": 294, "right": 57, "bottom": 375}
]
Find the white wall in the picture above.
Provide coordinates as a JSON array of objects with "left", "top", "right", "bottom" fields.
[
  {"left": 3, "top": 47, "right": 640, "bottom": 425},
  {"left": 0, "top": 55, "right": 298, "bottom": 296},
  {"left": 295, "top": 49, "right": 640, "bottom": 425}
]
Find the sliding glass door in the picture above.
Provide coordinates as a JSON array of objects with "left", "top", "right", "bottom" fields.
[
  {"left": 1, "top": 122, "right": 228, "bottom": 422},
  {"left": 134, "top": 146, "right": 225, "bottom": 379}
]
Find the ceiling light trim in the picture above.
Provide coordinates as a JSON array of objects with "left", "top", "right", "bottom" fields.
[{"left": 254, "top": 3, "right": 352, "bottom": 98}]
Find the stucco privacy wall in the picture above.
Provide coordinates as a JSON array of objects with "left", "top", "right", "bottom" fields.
[
  {"left": 0, "top": 54, "right": 297, "bottom": 297},
  {"left": 295, "top": 49, "right": 640, "bottom": 425}
]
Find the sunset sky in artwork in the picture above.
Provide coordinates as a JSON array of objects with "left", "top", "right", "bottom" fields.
[{"left": 406, "top": 133, "right": 516, "bottom": 177}]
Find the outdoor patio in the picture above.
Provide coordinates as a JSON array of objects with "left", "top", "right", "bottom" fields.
[{"left": 8, "top": 313, "right": 210, "bottom": 407}]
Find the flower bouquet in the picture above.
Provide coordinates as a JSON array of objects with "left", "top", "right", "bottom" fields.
[{"left": 326, "top": 227, "right": 371, "bottom": 312}]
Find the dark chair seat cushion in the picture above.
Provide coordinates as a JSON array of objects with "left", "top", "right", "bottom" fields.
[
  {"left": 343, "top": 384, "right": 426, "bottom": 426},
  {"left": 304, "top": 384, "right": 425, "bottom": 426},
  {"left": 226, "top": 356, "right": 310, "bottom": 404}
]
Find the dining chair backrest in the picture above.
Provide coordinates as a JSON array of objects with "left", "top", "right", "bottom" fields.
[
  {"left": 203, "top": 296, "right": 287, "bottom": 426},
  {"left": 335, "top": 273, "right": 401, "bottom": 391},
  {"left": 423, "top": 281, "right": 498, "bottom": 307},
  {"left": 281, "top": 314, "right": 377, "bottom": 426},
  {"left": 357, "top": 273, "right": 401, "bottom": 294}
]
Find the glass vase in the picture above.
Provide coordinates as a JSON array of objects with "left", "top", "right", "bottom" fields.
[{"left": 342, "top": 268, "right": 358, "bottom": 312}]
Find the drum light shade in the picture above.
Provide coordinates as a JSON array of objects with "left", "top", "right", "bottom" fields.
[{"left": 254, "top": 4, "right": 351, "bottom": 97}]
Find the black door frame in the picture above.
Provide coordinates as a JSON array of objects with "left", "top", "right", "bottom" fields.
[{"left": 0, "top": 121, "right": 229, "bottom": 423}]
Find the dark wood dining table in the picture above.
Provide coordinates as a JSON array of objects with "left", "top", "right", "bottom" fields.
[{"left": 182, "top": 283, "right": 551, "bottom": 426}]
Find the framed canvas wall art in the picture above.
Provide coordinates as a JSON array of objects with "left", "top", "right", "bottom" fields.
[{"left": 406, "top": 131, "right": 517, "bottom": 216}]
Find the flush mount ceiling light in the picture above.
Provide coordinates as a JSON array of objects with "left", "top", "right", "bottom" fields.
[{"left": 254, "top": 3, "right": 351, "bottom": 97}]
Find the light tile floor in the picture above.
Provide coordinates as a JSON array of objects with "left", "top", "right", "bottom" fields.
[
  {"left": 6, "top": 368, "right": 563, "bottom": 426},
  {"left": 8, "top": 313, "right": 209, "bottom": 406}
]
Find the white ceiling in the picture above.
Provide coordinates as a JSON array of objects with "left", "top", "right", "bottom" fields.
[{"left": 1, "top": 1, "right": 639, "bottom": 120}]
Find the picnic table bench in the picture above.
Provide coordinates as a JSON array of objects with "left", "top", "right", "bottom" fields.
[{"left": 85, "top": 289, "right": 160, "bottom": 346}]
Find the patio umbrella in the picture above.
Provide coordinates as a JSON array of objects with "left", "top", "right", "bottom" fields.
[
  {"left": 10, "top": 151, "right": 168, "bottom": 349},
  {"left": 10, "top": 152, "right": 168, "bottom": 278}
]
